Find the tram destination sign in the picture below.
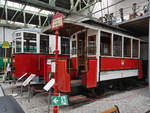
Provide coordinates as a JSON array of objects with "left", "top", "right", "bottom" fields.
[
  {"left": 51, "top": 96, "right": 68, "bottom": 106},
  {"left": 51, "top": 12, "right": 64, "bottom": 30}
]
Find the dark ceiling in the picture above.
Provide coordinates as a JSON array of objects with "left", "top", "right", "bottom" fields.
[{"left": 118, "top": 15, "right": 149, "bottom": 37}]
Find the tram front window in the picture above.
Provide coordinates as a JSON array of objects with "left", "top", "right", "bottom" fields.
[
  {"left": 100, "top": 31, "right": 112, "bottom": 56},
  {"left": 40, "top": 35, "right": 49, "bottom": 53},
  {"left": 23, "top": 32, "right": 37, "bottom": 53},
  {"left": 16, "top": 37, "right": 21, "bottom": 53}
]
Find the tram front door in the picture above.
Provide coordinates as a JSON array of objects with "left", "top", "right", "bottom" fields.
[{"left": 77, "top": 32, "right": 88, "bottom": 74}]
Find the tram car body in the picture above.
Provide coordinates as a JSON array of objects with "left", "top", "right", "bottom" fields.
[
  {"left": 44, "top": 20, "right": 143, "bottom": 92},
  {"left": 0, "top": 44, "right": 12, "bottom": 73},
  {"left": 12, "top": 29, "right": 70, "bottom": 82}
]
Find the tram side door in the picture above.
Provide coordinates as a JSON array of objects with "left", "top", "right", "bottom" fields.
[{"left": 77, "top": 32, "right": 88, "bottom": 74}]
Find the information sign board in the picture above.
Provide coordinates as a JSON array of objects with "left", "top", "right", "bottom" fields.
[
  {"left": 3, "top": 58, "right": 8, "bottom": 63},
  {"left": 51, "top": 12, "right": 64, "bottom": 30},
  {"left": 43, "top": 79, "right": 55, "bottom": 91},
  {"left": 2, "top": 41, "right": 10, "bottom": 48},
  {"left": 22, "top": 74, "right": 36, "bottom": 86}
]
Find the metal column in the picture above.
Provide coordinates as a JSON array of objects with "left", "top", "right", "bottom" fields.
[{"left": 148, "top": 0, "right": 150, "bottom": 96}]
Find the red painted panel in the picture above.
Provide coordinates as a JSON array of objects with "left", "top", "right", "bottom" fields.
[
  {"left": 13, "top": 54, "right": 69, "bottom": 78},
  {"left": 101, "top": 57, "right": 139, "bottom": 71},
  {"left": 70, "top": 57, "right": 77, "bottom": 79},
  {"left": 71, "top": 57, "right": 77, "bottom": 69},
  {"left": 138, "top": 60, "right": 143, "bottom": 79},
  {"left": 56, "top": 60, "right": 70, "bottom": 92},
  {"left": 86, "top": 59, "right": 97, "bottom": 88}
]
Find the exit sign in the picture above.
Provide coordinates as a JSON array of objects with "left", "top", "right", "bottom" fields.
[{"left": 51, "top": 96, "right": 68, "bottom": 106}]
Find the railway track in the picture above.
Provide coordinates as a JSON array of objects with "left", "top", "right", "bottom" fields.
[{"left": 67, "top": 78, "right": 147, "bottom": 107}]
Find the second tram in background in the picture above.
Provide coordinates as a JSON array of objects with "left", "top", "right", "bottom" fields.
[{"left": 12, "top": 29, "right": 70, "bottom": 82}]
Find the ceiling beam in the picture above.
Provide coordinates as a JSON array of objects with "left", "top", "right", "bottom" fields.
[{"left": 8, "top": 0, "right": 70, "bottom": 15}]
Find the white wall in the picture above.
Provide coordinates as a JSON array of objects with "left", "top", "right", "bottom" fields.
[{"left": 0, "top": 27, "right": 15, "bottom": 44}]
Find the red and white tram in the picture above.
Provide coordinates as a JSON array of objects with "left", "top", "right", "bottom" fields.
[
  {"left": 43, "top": 20, "right": 143, "bottom": 92},
  {"left": 12, "top": 20, "right": 143, "bottom": 93}
]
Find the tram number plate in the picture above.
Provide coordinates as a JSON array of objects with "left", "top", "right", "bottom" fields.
[
  {"left": 51, "top": 96, "right": 68, "bottom": 106},
  {"left": 22, "top": 74, "right": 36, "bottom": 86}
]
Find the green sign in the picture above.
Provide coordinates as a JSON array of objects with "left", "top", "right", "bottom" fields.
[
  {"left": 2, "top": 41, "right": 10, "bottom": 48},
  {"left": 51, "top": 96, "right": 68, "bottom": 106}
]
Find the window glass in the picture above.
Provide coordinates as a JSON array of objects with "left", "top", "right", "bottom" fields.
[
  {"left": 133, "top": 39, "right": 139, "bottom": 58},
  {"left": 72, "top": 40, "right": 76, "bottom": 55},
  {"left": 124, "top": 37, "right": 131, "bottom": 57},
  {"left": 100, "top": 31, "right": 112, "bottom": 56},
  {"left": 40, "top": 35, "right": 49, "bottom": 53},
  {"left": 88, "top": 35, "right": 96, "bottom": 55},
  {"left": 113, "top": 34, "right": 122, "bottom": 57},
  {"left": 16, "top": 37, "right": 21, "bottom": 53},
  {"left": 23, "top": 32, "right": 37, "bottom": 53},
  {"left": 61, "top": 38, "right": 70, "bottom": 55}
]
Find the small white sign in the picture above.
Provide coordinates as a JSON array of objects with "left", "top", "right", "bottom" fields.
[
  {"left": 51, "top": 62, "right": 56, "bottom": 73},
  {"left": 43, "top": 79, "right": 55, "bottom": 91},
  {"left": 22, "top": 74, "right": 36, "bottom": 86},
  {"left": 47, "top": 59, "right": 51, "bottom": 65},
  {"left": 17, "top": 73, "right": 27, "bottom": 81}
]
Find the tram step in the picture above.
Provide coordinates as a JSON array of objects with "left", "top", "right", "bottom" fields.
[{"left": 71, "top": 80, "right": 82, "bottom": 87}]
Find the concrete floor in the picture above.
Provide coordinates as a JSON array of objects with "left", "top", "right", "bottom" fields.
[{"left": 1, "top": 82, "right": 150, "bottom": 113}]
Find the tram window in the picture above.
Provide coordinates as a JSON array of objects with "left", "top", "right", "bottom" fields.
[
  {"left": 88, "top": 35, "right": 96, "bottom": 55},
  {"left": 72, "top": 40, "right": 76, "bottom": 55},
  {"left": 61, "top": 38, "right": 70, "bottom": 55},
  {"left": 23, "top": 32, "right": 37, "bottom": 53},
  {"left": 133, "top": 39, "right": 139, "bottom": 58},
  {"left": 16, "top": 37, "right": 21, "bottom": 53},
  {"left": 100, "top": 31, "right": 112, "bottom": 56},
  {"left": 113, "top": 35, "right": 122, "bottom": 57},
  {"left": 40, "top": 35, "right": 49, "bottom": 53},
  {"left": 124, "top": 37, "right": 131, "bottom": 57}
]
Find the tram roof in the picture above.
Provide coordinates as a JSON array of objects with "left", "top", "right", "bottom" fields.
[{"left": 42, "top": 19, "right": 137, "bottom": 37}]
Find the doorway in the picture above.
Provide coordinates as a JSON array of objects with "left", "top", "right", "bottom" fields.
[{"left": 77, "top": 32, "right": 87, "bottom": 74}]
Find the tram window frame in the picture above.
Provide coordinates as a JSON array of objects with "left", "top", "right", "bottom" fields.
[
  {"left": 124, "top": 37, "right": 131, "bottom": 57},
  {"left": 23, "top": 32, "right": 37, "bottom": 53},
  {"left": 40, "top": 35, "right": 49, "bottom": 54},
  {"left": 88, "top": 35, "right": 96, "bottom": 55},
  {"left": 100, "top": 31, "right": 112, "bottom": 56},
  {"left": 61, "top": 37, "right": 70, "bottom": 55},
  {"left": 132, "top": 39, "right": 139, "bottom": 58},
  {"left": 113, "top": 34, "right": 122, "bottom": 57}
]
